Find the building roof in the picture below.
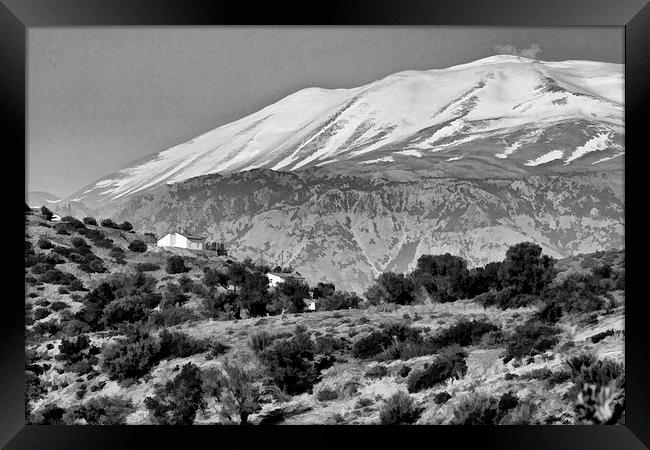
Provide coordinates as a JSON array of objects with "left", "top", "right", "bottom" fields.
[
  {"left": 267, "top": 272, "right": 305, "bottom": 280},
  {"left": 165, "top": 231, "right": 206, "bottom": 241}
]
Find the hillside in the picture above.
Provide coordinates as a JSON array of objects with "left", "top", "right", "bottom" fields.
[
  {"left": 111, "top": 169, "right": 624, "bottom": 294},
  {"left": 24, "top": 210, "right": 625, "bottom": 425}
]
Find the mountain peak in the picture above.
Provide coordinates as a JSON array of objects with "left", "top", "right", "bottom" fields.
[{"left": 68, "top": 56, "right": 624, "bottom": 206}]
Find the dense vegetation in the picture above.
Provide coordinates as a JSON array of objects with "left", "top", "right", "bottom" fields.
[{"left": 24, "top": 211, "right": 625, "bottom": 425}]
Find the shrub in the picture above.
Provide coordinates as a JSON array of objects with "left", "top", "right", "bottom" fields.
[
  {"left": 136, "top": 262, "right": 160, "bottom": 272},
  {"left": 83, "top": 217, "right": 98, "bottom": 226},
  {"left": 166, "top": 255, "right": 189, "bottom": 274},
  {"left": 50, "top": 301, "right": 69, "bottom": 311},
  {"left": 79, "top": 228, "right": 113, "bottom": 248},
  {"left": 109, "top": 247, "right": 126, "bottom": 264},
  {"left": 503, "top": 318, "right": 560, "bottom": 363},
  {"left": 30, "top": 403, "right": 66, "bottom": 424},
  {"left": 33, "top": 308, "right": 51, "bottom": 320},
  {"left": 40, "top": 206, "right": 54, "bottom": 220},
  {"left": 63, "top": 396, "right": 134, "bottom": 425},
  {"left": 158, "top": 330, "right": 215, "bottom": 359},
  {"left": 351, "top": 323, "right": 424, "bottom": 360},
  {"left": 452, "top": 392, "right": 500, "bottom": 425},
  {"left": 128, "top": 240, "right": 147, "bottom": 253},
  {"left": 590, "top": 329, "right": 617, "bottom": 344},
  {"left": 100, "top": 218, "right": 119, "bottom": 229},
  {"left": 356, "top": 397, "right": 374, "bottom": 408},
  {"left": 144, "top": 363, "right": 206, "bottom": 425},
  {"left": 434, "top": 392, "right": 452, "bottom": 404},
  {"left": 365, "top": 364, "right": 388, "bottom": 379},
  {"left": 318, "top": 291, "right": 362, "bottom": 311},
  {"left": 161, "top": 283, "right": 189, "bottom": 309},
  {"left": 379, "top": 391, "right": 423, "bottom": 424},
  {"left": 203, "top": 267, "right": 228, "bottom": 287},
  {"left": 68, "top": 278, "right": 85, "bottom": 291},
  {"left": 566, "top": 354, "right": 624, "bottom": 397},
  {"left": 147, "top": 306, "right": 197, "bottom": 327},
  {"left": 101, "top": 297, "right": 149, "bottom": 327},
  {"left": 430, "top": 319, "right": 499, "bottom": 349},
  {"left": 119, "top": 221, "right": 133, "bottom": 232},
  {"left": 248, "top": 330, "right": 274, "bottom": 354},
  {"left": 316, "top": 386, "right": 339, "bottom": 401},
  {"left": 101, "top": 330, "right": 161, "bottom": 382},
  {"left": 259, "top": 325, "right": 318, "bottom": 395},
  {"left": 406, "top": 346, "right": 468, "bottom": 393},
  {"left": 37, "top": 237, "right": 54, "bottom": 249}
]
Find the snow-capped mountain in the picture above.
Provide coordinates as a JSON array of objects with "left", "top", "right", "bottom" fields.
[{"left": 68, "top": 55, "right": 623, "bottom": 206}]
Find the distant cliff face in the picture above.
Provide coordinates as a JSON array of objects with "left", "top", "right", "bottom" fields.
[{"left": 113, "top": 169, "right": 624, "bottom": 294}]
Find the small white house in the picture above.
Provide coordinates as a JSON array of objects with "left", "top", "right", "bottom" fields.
[
  {"left": 51, "top": 214, "right": 62, "bottom": 222},
  {"left": 266, "top": 272, "right": 306, "bottom": 288},
  {"left": 157, "top": 232, "right": 206, "bottom": 250}
]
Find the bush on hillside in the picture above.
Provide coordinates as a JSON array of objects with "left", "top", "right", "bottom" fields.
[
  {"left": 406, "top": 345, "right": 468, "bottom": 393},
  {"left": 82, "top": 217, "right": 97, "bottom": 226},
  {"left": 259, "top": 325, "right": 318, "bottom": 395},
  {"left": 503, "top": 318, "right": 560, "bottom": 363},
  {"left": 119, "top": 221, "right": 133, "bottom": 232},
  {"left": 429, "top": 319, "right": 500, "bottom": 349},
  {"left": 166, "top": 255, "right": 189, "bottom": 274},
  {"left": 101, "top": 330, "right": 161, "bottom": 382},
  {"left": 100, "top": 218, "right": 119, "bottom": 229},
  {"left": 128, "top": 239, "right": 147, "bottom": 253},
  {"left": 40, "top": 206, "right": 54, "bottom": 220},
  {"left": 37, "top": 237, "right": 54, "bottom": 249},
  {"left": 63, "top": 396, "right": 134, "bottom": 425},
  {"left": 318, "top": 291, "right": 361, "bottom": 311},
  {"left": 135, "top": 262, "right": 160, "bottom": 272},
  {"left": 379, "top": 391, "right": 423, "bottom": 425},
  {"left": 144, "top": 363, "right": 206, "bottom": 425}
]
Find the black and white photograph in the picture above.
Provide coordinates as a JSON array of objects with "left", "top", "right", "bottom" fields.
[{"left": 24, "top": 25, "right": 627, "bottom": 426}]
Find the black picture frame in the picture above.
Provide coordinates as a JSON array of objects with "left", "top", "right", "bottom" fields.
[{"left": 3, "top": 0, "right": 649, "bottom": 448}]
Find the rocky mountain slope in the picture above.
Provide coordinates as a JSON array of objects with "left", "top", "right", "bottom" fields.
[
  {"left": 67, "top": 55, "right": 623, "bottom": 208},
  {"left": 113, "top": 169, "right": 624, "bottom": 294}
]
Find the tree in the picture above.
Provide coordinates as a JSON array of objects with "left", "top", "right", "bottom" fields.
[
  {"left": 202, "top": 359, "right": 269, "bottom": 425},
  {"left": 365, "top": 272, "right": 415, "bottom": 305},
  {"left": 40, "top": 206, "right": 53, "bottom": 220},
  {"left": 259, "top": 325, "right": 318, "bottom": 395},
  {"left": 500, "top": 242, "right": 556, "bottom": 294},
  {"left": 83, "top": 217, "right": 98, "bottom": 226},
  {"left": 119, "top": 221, "right": 134, "bottom": 232},
  {"left": 312, "top": 282, "right": 335, "bottom": 299},
  {"left": 166, "top": 255, "right": 189, "bottom": 274},
  {"left": 100, "top": 218, "right": 119, "bottom": 229},
  {"left": 128, "top": 240, "right": 147, "bottom": 253},
  {"left": 144, "top": 363, "right": 206, "bottom": 425},
  {"left": 274, "top": 278, "right": 310, "bottom": 313}
]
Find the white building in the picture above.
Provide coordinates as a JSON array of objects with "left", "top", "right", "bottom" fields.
[
  {"left": 156, "top": 232, "right": 206, "bottom": 250},
  {"left": 266, "top": 272, "right": 306, "bottom": 288}
]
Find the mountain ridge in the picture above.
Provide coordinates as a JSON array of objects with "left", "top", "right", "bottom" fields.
[{"left": 67, "top": 55, "right": 624, "bottom": 207}]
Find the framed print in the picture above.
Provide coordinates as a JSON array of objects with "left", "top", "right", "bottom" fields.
[{"left": 3, "top": 0, "right": 649, "bottom": 448}]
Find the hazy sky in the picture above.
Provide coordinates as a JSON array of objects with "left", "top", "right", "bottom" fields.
[{"left": 27, "top": 26, "right": 623, "bottom": 197}]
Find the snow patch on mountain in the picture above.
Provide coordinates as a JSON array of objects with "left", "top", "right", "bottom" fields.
[
  {"left": 565, "top": 132, "right": 615, "bottom": 164},
  {"left": 525, "top": 150, "right": 564, "bottom": 166}
]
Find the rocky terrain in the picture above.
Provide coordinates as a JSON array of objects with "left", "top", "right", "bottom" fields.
[{"left": 110, "top": 169, "right": 624, "bottom": 294}]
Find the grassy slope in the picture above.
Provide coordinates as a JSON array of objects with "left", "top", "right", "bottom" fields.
[{"left": 24, "top": 213, "right": 624, "bottom": 425}]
